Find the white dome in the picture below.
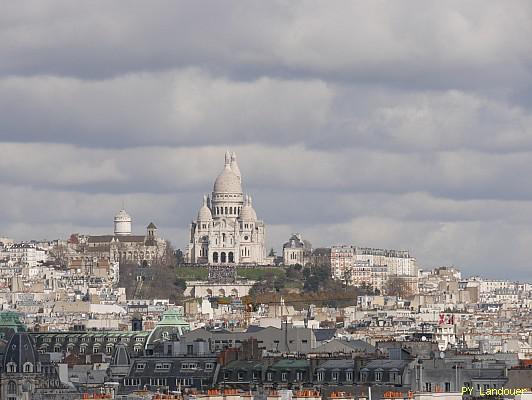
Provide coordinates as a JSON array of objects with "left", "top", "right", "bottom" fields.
[
  {"left": 213, "top": 165, "right": 242, "bottom": 194},
  {"left": 239, "top": 205, "right": 257, "bottom": 221},
  {"left": 238, "top": 195, "right": 257, "bottom": 221},
  {"left": 197, "top": 195, "right": 213, "bottom": 221},
  {"left": 198, "top": 205, "right": 213, "bottom": 221}
]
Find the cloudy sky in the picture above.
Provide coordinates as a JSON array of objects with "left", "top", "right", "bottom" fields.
[{"left": 1, "top": 1, "right": 532, "bottom": 278}]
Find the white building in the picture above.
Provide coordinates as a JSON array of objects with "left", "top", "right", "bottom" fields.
[
  {"left": 5, "top": 243, "right": 48, "bottom": 267},
  {"left": 354, "top": 247, "right": 417, "bottom": 276},
  {"left": 186, "top": 151, "right": 268, "bottom": 265},
  {"left": 331, "top": 245, "right": 417, "bottom": 293}
]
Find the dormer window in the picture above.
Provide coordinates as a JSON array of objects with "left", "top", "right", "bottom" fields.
[
  {"left": 7, "top": 362, "right": 16, "bottom": 373},
  {"left": 23, "top": 362, "right": 33, "bottom": 373}
]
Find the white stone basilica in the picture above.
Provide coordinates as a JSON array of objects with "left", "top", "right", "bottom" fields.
[{"left": 185, "top": 151, "right": 268, "bottom": 265}]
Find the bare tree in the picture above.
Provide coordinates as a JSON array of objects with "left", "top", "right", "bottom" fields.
[
  {"left": 163, "top": 240, "right": 177, "bottom": 266},
  {"left": 50, "top": 243, "right": 69, "bottom": 268},
  {"left": 384, "top": 276, "right": 413, "bottom": 298}
]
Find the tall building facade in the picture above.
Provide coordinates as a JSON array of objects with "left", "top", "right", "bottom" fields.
[
  {"left": 330, "top": 245, "right": 418, "bottom": 293},
  {"left": 186, "top": 151, "right": 267, "bottom": 265}
]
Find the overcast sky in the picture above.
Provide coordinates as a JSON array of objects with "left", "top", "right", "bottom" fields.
[{"left": 1, "top": 1, "right": 532, "bottom": 279}]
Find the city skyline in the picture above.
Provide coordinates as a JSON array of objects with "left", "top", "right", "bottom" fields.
[{"left": 2, "top": 2, "right": 532, "bottom": 279}]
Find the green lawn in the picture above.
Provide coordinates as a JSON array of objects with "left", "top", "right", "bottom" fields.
[{"left": 237, "top": 267, "right": 285, "bottom": 281}]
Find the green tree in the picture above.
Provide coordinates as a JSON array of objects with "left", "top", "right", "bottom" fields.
[{"left": 175, "top": 248, "right": 184, "bottom": 265}]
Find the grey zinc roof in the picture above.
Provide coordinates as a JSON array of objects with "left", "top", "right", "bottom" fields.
[
  {"left": 364, "top": 359, "right": 409, "bottom": 370},
  {"left": 345, "top": 339, "right": 377, "bottom": 352},
  {"left": 245, "top": 325, "right": 265, "bottom": 333},
  {"left": 318, "top": 359, "right": 355, "bottom": 370},
  {"left": 314, "top": 328, "right": 336, "bottom": 342}
]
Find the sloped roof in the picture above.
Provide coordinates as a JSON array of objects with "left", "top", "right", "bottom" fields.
[{"left": 314, "top": 328, "right": 336, "bottom": 342}]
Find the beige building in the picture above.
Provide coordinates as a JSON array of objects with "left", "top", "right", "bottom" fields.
[
  {"left": 331, "top": 245, "right": 418, "bottom": 293},
  {"left": 330, "top": 245, "right": 355, "bottom": 281},
  {"left": 68, "top": 211, "right": 167, "bottom": 266}
]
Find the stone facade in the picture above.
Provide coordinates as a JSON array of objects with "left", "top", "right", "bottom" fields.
[
  {"left": 283, "top": 233, "right": 312, "bottom": 266},
  {"left": 68, "top": 217, "right": 167, "bottom": 266},
  {"left": 186, "top": 151, "right": 268, "bottom": 265}
]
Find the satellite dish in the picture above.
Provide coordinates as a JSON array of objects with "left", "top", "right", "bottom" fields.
[{"left": 440, "top": 351, "right": 445, "bottom": 359}]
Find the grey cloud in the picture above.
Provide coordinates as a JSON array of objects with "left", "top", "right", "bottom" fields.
[
  {"left": 2, "top": 73, "right": 532, "bottom": 154},
  {"left": 0, "top": 71, "right": 333, "bottom": 148},
  {"left": 4, "top": 143, "right": 532, "bottom": 202},
  {"left": 2, "top": 1, "right": 531, "bottom": 91}
]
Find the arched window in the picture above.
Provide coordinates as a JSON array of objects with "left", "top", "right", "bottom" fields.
[
  {"left": 228, "top": 252, "right": 234, "bottom": 263},
  {"left": 8, "top": 381, "right": 17, "bottom": 394},
  {"left": 213, "top": 252, "right": 219, "bottom": 263},
  {"left": 225, "top": 207, "right": 228, "bottom": 214},
  {"left": 221, "top": 252, "right": 227, "bottom": 263},
  {"left": 7, "top": 362, "right": 16, "bottom": 372},
  {"left": 23, "top": 362, "right": 33, "bottom": 373}
]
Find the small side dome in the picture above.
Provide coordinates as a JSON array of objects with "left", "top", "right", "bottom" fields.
[
  {"left": 197, "top": 195, "right": 213, "bottom": 221},
  {"left": 238, "top": 195, "right": 257, "bottom": 221}
]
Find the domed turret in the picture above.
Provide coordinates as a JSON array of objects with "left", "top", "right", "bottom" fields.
[
  {"left": 197, "top": 195, "right": 213, "bottom": 221},
  {"left": 114, "top": 209, "right": 132, "bottom": 236},
  {"left": 239, "top": 195, "right": 257, "bottom": 221},
  {"left": 2, "top": 332, "right": 39, "bottom": 373}
]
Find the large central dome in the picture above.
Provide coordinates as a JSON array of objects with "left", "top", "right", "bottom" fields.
[{"left": 213, "top": 152, "right": 243, "bottom": 194}]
